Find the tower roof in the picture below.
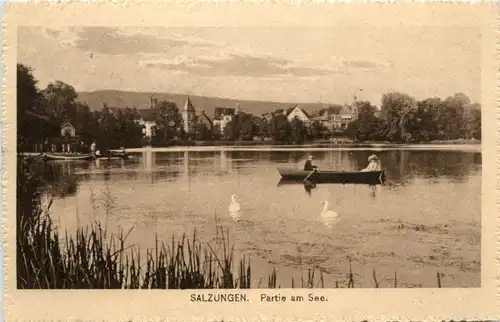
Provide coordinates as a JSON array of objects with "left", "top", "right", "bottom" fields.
[{"left": 183, "top": 96, "right": 196, "bottom": 112}]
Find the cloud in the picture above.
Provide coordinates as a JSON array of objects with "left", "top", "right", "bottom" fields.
[
  {"left": 142, "top": 54, "right": 339, "bottom": 78},
  {"left": 340, "top": 59, "right": 392, "bottom": 71},
  {"left": 42, "top": 27, "right": 215, "bottom": 55}
]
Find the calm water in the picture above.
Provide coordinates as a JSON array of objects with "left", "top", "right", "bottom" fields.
[{"left": 44, "top": 146, "right": 482, "bottom": 288}]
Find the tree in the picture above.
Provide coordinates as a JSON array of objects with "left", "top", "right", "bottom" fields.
[
  {"left": 327, "top": 104, "right": 343, "bottom": 115},
  {"left": 95, "top": 103, "right": 117, "bottom": 150},
  {"left": 270, "top": 114, "right": 289, "bottom": 143},
  {"left": 380, "top": 92, "right": 417, "bottom": 142},
  {"left": 258, "top": 118, "right": 270, "bottom": 140},
  {"left": 408, "top": 97, "right": 443, "bottom": 142},
  {"left": 289, "top": 117, "right": 308, "bottom": 144},
  {"left": 152, "top": 101, "right": 183, "bottom": 145},
  {"left": 462, "top": 103, "right": 481, "bottom": 140},
  {"left": 17, "top": 64, "right": 41, "bottom": 115},
  {"left": 113, "top": 107, "right": 144, "bottom": 148},
  {"left": 309, "top": 121, "right": 329, "bottom": 140},
  {"left": 224, "top": 112, "right": 256, "bottom": 141},
  {"left": 17, "top": 64, "right": 42, "bottom": 149},
  {"left": 345, "top": 101, "right": 386, "bottom": 141},
  {"left": 441, "top": 93, "right": 471, "bottom": 139},
  {"left": 195, "top": 122, "right": 212, "bottom": 141},
  {"left": 41, "top": 80, "right": 78, "bottom": 121}
]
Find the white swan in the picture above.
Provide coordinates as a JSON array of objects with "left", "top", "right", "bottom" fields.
[
  {"left": 320, "top": 201, "right": 339, "bottom": 228},
  {"left": 229, "top": 194, "right": 241, "bottom": 213}
]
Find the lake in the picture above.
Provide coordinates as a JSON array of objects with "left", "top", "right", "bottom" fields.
[{"left": 44, "top": 145, "right": 482, "bottom": 288}]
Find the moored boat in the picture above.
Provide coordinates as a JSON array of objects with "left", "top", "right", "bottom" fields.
[
  {"left": 106, "top": 150, "right": 130, "bottom": 159},
  {"left": 276, "top": 167, "right": 386, "bottom": 185},
  {"left": 42, "top": 152, "right": 95, "bottom": 161},
  {"left": 95, "top": 154, "right": 131, "bottom": 160}
]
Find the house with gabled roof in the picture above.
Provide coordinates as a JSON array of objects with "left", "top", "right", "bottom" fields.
[{"left": 285, "top": 105, "right": 311, "bottom": 124}]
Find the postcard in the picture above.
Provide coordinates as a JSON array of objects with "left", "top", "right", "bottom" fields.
[{"left": 2, "top": 2, "right": 499, "bottom": 321}]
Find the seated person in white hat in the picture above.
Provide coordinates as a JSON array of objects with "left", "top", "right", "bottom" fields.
[{"left": 362, "top": 154, "right": 381, "bottom": 172}]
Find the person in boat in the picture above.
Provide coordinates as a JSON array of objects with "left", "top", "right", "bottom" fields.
[
  {"left": 362, "top": 154, "right": 381, "bottom": 172},
  {"left": 90, "top": 140, "right": 96, "bottom": 155},
  {"left": 304, "top": 155, "right": 318, "bottom": 171}
]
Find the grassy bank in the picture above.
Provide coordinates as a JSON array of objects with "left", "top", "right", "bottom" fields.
[{"left": 17, "top": 158, "right": 446, "bottom": 289}]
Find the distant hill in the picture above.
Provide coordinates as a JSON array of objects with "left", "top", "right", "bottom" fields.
[{"left": 76, "top": 90, "right": 336, "bottom": 118}]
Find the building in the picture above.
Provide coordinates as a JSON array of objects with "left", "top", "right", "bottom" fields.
[
  {"left": 261, "top": 112, "right": 273, "bottom": 122},
  {"left": 310, "top": 104, "right": 358, "bottom": 132},
  {"left": 197, "top": 110, "right": 213, "bottom": 131},
  {"left": 52, "top": 121, "right": 88, "bottom": 153},
  {"left": 135, "top": 108, "right": 160, "bottom": 139},
  {"left": 60, "top": 122, "right": 76, "bottom": 137},
  {"left": 285, "top": 105, "right": 311, "bottom": 124},
  {"left": 180, "top": 96, "right": 197, "bottom": 134},
  {"left": 213, "top": 107, "right": 236, "bottom": 135}
]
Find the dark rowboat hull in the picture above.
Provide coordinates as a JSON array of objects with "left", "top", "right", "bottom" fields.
[{"left": 277, "top": 168, "right": 386, "bottom": 185}]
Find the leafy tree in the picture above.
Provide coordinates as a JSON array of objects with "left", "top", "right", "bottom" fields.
[
  {"left": 152, "top": 100, "right": 183, "bottom": 145},
  {"left": 327, "top": 104, "right": 343, "bottom": 115},
  {"left": 195, "top": 122, "right": 212, "bottom": 141},
  {"left": 380, "top": 92, "right": 417, "bottom": 142},
  {"left": 309, "top": 121, "right": 329, "bottom": 140},
  {"left": 270, "top": 114, "right": 289, "bottom": 143},
  {"left": 17, "top": 64, "right": 42, "bottom": 149},
  {"left": 41, "top": 81, "right": 78, "bottom": 121},
  {"left": 345, "top": 101, "right": 386, "bottom": 141},
  {"left": 441, "top": 93, "right": 471, "bottom": 139},
  {"left": 113, "top": 107, "right": 144, "bottom": 148},
  {"left": 258, "top": 118, "right": 271, "bottom": 140},
  {"left": 224, "top": 112, "right": 256, "bottom": 141},
  {"left": 462, "top": 103, "right": 481, "bottom": 140},
  {"left": 289, "top": 117, "right": 308, "bottom": 144}
]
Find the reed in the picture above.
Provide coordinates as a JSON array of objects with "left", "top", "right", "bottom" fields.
[{"left": 17, "top": 157, "right": 446, "bottom": 289}]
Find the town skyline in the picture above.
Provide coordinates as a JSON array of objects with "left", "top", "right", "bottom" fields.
[{"left": 18, "top": 25, "right": 481, "bottom": 106}]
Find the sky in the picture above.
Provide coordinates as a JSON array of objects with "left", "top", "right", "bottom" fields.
[{"left": 17, "top": 26, "right": 481, "bottom": 106}]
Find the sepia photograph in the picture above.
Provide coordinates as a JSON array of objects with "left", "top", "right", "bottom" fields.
[
  {"left": 3, "top": 2, "right": 499, "bottom": 320},
  {"left": 15, "top": 23, "right": 483, "bottom": 290}
]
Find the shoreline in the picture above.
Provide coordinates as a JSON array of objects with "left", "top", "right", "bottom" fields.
[{"left": 122, "top": 142, "right": 481, "bottom": 153}]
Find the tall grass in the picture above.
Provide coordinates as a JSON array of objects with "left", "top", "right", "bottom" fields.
[{"left": 17, "top": 157, "right": 445, "bottom": 289}]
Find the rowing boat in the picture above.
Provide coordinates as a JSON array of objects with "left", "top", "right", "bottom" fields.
[
  {"left": 42, "top": 151, "right": 131, "bottom": 161},
  {"left": 276, "top": 168, "right": 386, "bottom": 185},
  {"left": 42, "top": 153, "right": 95, "bottom": 161},
  {"left": 106, "top": 150, "right": 130, "bottom": 159}
]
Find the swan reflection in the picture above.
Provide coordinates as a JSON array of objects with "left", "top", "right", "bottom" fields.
[
  {"left": 229, "top": 194, "right": 242, "bottom": 222},
  {"left": 320, "top": 200, "right": 339, "bottom": 228}
]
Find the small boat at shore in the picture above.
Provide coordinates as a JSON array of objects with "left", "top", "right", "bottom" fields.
[
  {"left": 42, "top": 153, "right": 95, "bottom": 161},
  {"left": 42, "top": 152, "right": 131, "bottom": 161},
  {"left": 276, "top": 168, "right": 386, "bottom": 185}
]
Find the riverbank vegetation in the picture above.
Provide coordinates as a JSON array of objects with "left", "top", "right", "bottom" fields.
[{"left": 18, "top": 64, "right": 481, "bottom": 153}]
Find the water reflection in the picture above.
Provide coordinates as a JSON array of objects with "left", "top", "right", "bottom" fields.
[
  {"left": 39, "top": 149, "right": 481, "bottom": 201},
  {"left": 303, "top": 180, "right": 317, "bottom": 196},
  {"left": 228, "top": 194, "right": 242, "bottom": 222},
  {"left": 319, "top": 200, "right": 340, "bottom": 228}
]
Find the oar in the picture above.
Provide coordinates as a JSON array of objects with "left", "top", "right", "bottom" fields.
[{"left": 304, "top": 168, "right": 317, "bottom": 182}]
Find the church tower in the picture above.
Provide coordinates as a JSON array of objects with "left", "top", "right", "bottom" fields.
[{"left": 181, "top": 96, "right": 196, "bottom": 134}]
